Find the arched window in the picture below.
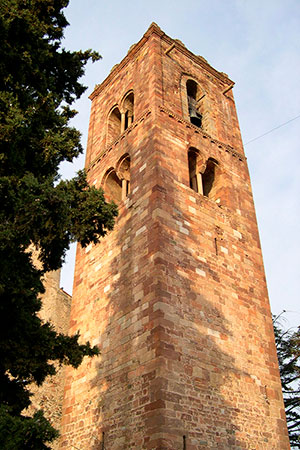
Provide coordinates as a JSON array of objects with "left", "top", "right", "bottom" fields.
[
  {"left": 188, "top": 150, "right": 199, "bottom": 193},
  {"left": 107, "top": 92, "right": 134, "bottom": 146},
  {"left": 187, "top": 150, "right": 219, "bottom": 200},
  {"left": 188, "top": 149, "right": 203, "bottom": 195},
  {"left": 186, "top": 80, "right": 203, "bottom": 128},
  {"left": 122, "top": 92, "right": 134, "bottom": 131},
  {"left": 202, "top": 158, "right": 218, "bottom": 198},
  {"left": 104, "top": 169, "right": 122, "bottom": 204},
  {"left": 107, "top": 106, "right": 121, "bottom": 145},
  {"left": 117, "top": 155, "right": 131, "bottom": 200}
]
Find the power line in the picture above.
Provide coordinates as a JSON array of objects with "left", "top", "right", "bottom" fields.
[{"left": 244, "top": 113, "right": 300, "bottom": 146}]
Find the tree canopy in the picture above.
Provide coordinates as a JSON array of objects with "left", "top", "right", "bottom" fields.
[
  {"left": 0, "top": 0, "right": 118, "bottom": 447},
  {"left": 273, "top": 314, "right": 300, "bottom": 448}
]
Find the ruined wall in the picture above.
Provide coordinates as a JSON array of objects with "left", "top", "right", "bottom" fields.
[{"left": 59, "top": 24, "right": 289, "bottom": 449}]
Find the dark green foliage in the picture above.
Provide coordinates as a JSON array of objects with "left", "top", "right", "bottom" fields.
[
  {"left": 0, "top": 0, "right": 118, "bottom": 447},
  {"left": 273, "top": 314, "right": 300, "bottom": 448},
  {"left": 0, "top": 406, "right": 58, "bottom": 450}
]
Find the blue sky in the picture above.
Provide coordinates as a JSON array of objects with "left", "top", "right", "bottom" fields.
[{"left": 60, "top": 0, "right": 300, "bottom": 328}]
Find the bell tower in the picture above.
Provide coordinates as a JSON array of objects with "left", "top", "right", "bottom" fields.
[{"left": 60, "top": 24, "right": 290, "bottom": 449}]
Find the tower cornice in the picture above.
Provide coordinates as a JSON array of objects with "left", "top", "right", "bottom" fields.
[{"left": 89, "top": 23, "right": 234, "bottom": 101}]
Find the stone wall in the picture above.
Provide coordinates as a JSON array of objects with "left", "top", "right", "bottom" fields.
[{"left": 28, "top": 269, "right": 71, "bottom": 449}]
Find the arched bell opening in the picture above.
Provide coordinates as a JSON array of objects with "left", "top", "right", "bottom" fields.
[
  {"left": 104, "top": 169, "right": 122, "bottom": 204},
  {"left": 107, "top": 106, "right": 122, "bottom": 145},
  {"left": 202, "top": 158, "right": 219, "bottom": 199},
  {"left": 187, "top": 149, "right": 220, "bottom": 201},
  {"left": 186, "top": 79, "right": 203, "bottom": 128},
  {"left": 117, "top": 155, "right": 131, "bottom": 200},
  {"left": 188, "top": 149, "right": 199, "bottom": 193},
  {"left": 121, "top": 91, "right": 134, "bottom": 132}
]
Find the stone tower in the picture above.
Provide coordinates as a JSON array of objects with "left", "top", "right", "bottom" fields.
[{"left": 59, "top": 24, "right": 289, "bottom": 449}]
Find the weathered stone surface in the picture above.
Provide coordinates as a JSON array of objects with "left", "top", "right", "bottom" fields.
[
  {"left": 59, "top": 23, "right": 290, "bottom": 449},
  {"left": 27, "top": 269, "right": 71, "bottom": 450}
]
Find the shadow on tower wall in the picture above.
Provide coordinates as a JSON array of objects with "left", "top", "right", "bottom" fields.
[{"left": 80, "top": 178, "right": 275, "bottom": 450}]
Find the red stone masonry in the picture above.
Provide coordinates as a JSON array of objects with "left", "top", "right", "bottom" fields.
[
  {"left": 59, "top": 23, "right": 290, "bottom": 449},
  {"left": 27, "top": 268, "right": 71, "bottom": 450}
]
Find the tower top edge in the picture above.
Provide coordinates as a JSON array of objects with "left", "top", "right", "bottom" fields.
[{"left": 89, "top": 23, "right": 234, "bottom": 100}]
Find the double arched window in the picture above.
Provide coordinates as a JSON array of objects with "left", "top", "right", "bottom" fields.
[
  {"left": 188, "top": 149, "right": 219, "bottom": 200},
  {"left": 102, "top": 155, "right": 131, "bottom": 204},
  {"left": 107, "top": 91, "right": 134, "bottom": 146}
]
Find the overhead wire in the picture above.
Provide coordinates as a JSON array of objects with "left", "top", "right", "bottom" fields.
[{"left": 244, "top": 113, "right": 300, "bottom": 146}]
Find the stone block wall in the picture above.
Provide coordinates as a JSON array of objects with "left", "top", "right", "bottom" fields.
[{"left": 27, "top": 269, "right": 71, "bottom": 449}]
